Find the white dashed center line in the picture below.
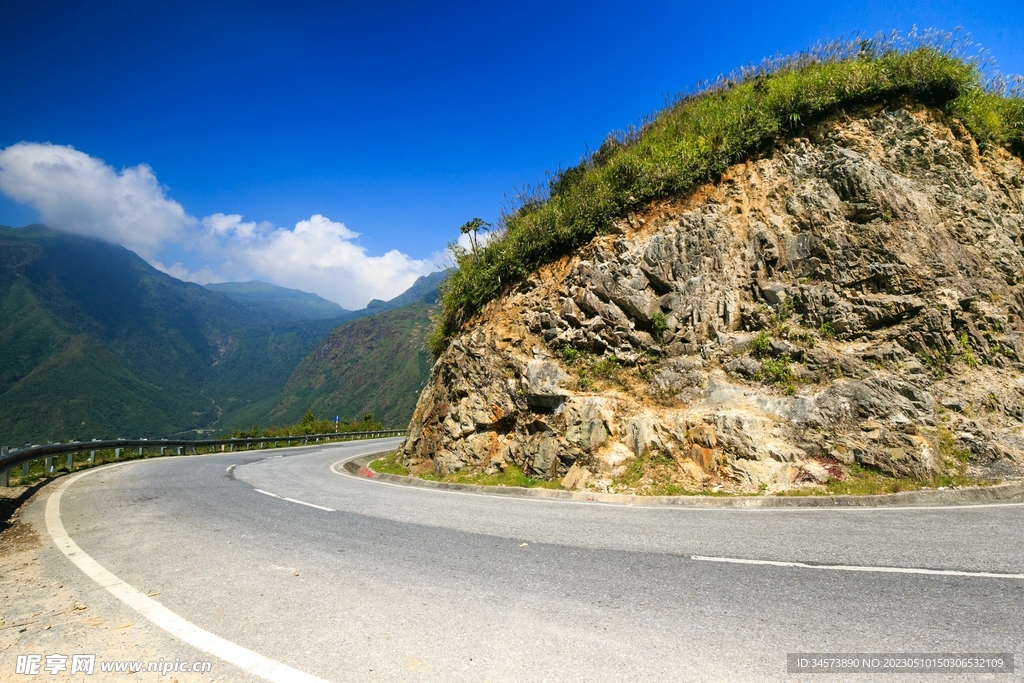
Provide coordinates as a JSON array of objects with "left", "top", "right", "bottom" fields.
[{"left": 253, "top": 488, "right": 335, "bottom": 512}]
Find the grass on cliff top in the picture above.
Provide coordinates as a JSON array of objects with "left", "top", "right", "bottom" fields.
[{"left": 432, "top": 30, "right": 1024, "bottom": 355}]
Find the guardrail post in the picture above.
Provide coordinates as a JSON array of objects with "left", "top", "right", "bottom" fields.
[
  {"left": 177, "top": 447, "right": 183, "bottom": 455},
  {"left": 1, "top": 467, "right": 7, "bottom": 487},
  {"left": 138, "top": 447, "right": 143, "bottom": 456},
  {"left": 89, "top": 450, "right": 95, "bottom": 464},
  {"left": 45, "top": 457, "right": 53, "bottom": 474},
  {"left": 115, "top": 448, "right": 121, "bottom": 460},
  {"left": 22, "top": 461, "right": 30, "bottom": 478},
  {"left": 66, "top": 453, "right": 74, "bottom": 471}
]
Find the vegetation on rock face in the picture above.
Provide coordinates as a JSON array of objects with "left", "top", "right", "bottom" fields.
[{"left": 432, "top": 31, "right": 1024, "bottom": 356}]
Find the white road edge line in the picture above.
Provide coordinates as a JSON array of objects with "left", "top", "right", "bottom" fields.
[
  {"left": 46, "top": 464, "right": 333, "bottom": 683},
  {"left": 254, "top": 488, "right": 335, "bottom": 512},
  {"left": 691, "top": 555, "right": 1024, "bottom": 579}
]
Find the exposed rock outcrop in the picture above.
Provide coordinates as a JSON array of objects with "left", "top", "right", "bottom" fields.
[{"left": 403, "top": 105, "right": 1024, "bottom": 492}]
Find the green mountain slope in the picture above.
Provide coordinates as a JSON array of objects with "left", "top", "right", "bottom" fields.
[
  {"left": 0, "top": 333, "right": 173, "bottom": 441},
  {"left": 0, "top": 225, "right": 339, "bottom": 444},
  {"left": 204, "top": 280, "right": 348, "bottom": 322},
  {"left": 250, "top": 302, "right": 437, "bottom": 430}
]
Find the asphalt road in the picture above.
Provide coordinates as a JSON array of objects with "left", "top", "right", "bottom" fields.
[{"left": 39, "top": 440, "right": 1024, "bottom": 682}]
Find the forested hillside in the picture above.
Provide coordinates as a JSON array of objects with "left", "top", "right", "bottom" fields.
[
  {"left": 0, "top": 226, "right": 339, "bottom": 444},
  {"left": 232, "top": 276, "right": 443, "bottom": 430}
]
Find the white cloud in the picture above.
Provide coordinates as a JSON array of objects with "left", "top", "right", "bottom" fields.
[
  {"left": 0, "top": 142, "right": 191, "bottom": 257},
  {"left": 0, "top": 143, "right": 441, "bottom": 309},
  {"left": 208, "top": 214, "right": 436, "bottom": 308},
  {"left": 201, "top": 213, "right": 273, "bottom": 240}
]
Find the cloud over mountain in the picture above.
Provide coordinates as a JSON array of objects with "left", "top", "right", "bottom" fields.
[
  {"left": 0, "top": 142, "right": 190, "bottom": 258},
  {"left": 0, "top": 142, "right": 438, "bottom": 308}
]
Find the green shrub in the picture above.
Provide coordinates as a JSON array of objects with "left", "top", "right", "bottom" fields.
[
  {"left": 430, "top": 31, "right": 1024, "bottom": 356},
  {"left": 591, "top": 355, "right": 621, "bottom": 379},
  {"left": 760, "top": 355, "right": 793, "bottom": 382},
  {"left": 759, "top": 353, "right": 796, "bottom": 394},
  {"left": 750, "top": 331, "right": 772, "bottom": 358},
  {"left": 651, "top": 312, "right": 668, "bottom": 342},
  {"left": 562, "top": 345, "right": 582, "bottom": 364},
  {"left": 959, "top": 333, "right": 979, "bottom": 368}
]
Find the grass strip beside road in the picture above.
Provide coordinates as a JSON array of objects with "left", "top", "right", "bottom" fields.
[
  {"left": 369, "top": 452, "right": 1002, "bottom": 498},
  {"left": 369, "top": 451, "right": 561, "bottom": 490}
]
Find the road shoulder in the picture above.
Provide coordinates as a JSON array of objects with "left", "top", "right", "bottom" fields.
[{"left": 341, "top": 455, "right": 1024, "bottom": 508}]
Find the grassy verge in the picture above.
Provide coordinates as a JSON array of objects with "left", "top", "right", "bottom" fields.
[
  {"left": 777, "top": 463, "right": 990, "bottom": 496},
  {"left": 368, "top": 451, "right": 410, "bottom": 476},
  {"left": 369, "top": 452, "right": 560, "bottom": 489},
  {"left": 433, "top": 32, "right": 1024, "bottom": 355},
  {"left": 367, "top": 449, "right": 995, "bottom": 497},
  {"left": 421, "top": 464, "right": 562, "bottom": 489},
  {"left": 230, "top": 410, "right": 386, "bottom": 438}
]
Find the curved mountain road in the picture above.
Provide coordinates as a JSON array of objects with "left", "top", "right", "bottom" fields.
[{"left": 35, "top": 440, "right": 1024, "bottom": 681}]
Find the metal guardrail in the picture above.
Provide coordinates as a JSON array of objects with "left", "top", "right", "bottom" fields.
[{"left": 0, "top": 430, "right": 406, "bottom": 486}]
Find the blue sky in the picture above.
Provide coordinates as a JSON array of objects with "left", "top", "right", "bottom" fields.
[{"left": 1, "top": 0, "right": 1022, "bottom": 307}]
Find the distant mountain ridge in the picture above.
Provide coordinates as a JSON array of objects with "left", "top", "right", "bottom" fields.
[
  {"left": 205, "top": 280, "right": 348, "bottom": 322},
  {"left": 206, "top": 270, "right": 446, "bottom": 324},
  {"left": 364, "top": 270, "right": 446, "bottom": 311}
]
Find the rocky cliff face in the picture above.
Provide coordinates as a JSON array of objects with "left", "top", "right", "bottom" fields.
[{"left": 403, "top": 105, "right": 1024, "bottom": 493}]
